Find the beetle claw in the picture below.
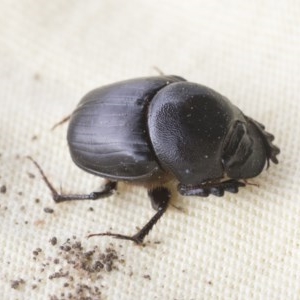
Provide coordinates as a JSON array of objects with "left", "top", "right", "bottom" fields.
[{"left": 87, "top": 232, "right": 144, "bottom": 245}]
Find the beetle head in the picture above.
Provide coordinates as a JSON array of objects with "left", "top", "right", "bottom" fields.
[{"left": 222, "top": 118, "right": 279, "bottom": 179}]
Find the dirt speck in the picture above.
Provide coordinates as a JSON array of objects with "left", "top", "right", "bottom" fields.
[
  {"left": 33, "top": 73, "right": 41, "bottom": 81},
  {"left": 34, "top": 219, "right": 45, "bottom": 227},
  {"left": 32, "top": 236, "right": 124, "bottom": 299},
  {"left": 1, "top": 185, "right": 7, "bottom": 194},
  {"left": 44, "top": 207, "right": 54, "bottom": 214},
  {"left": 49, "top": 236, "right": 57, "bottom": 246},
  {"left": 11, "top": 278, "right": 25, "bottom": 290},
  {"left": 27, "top": 172, "right": 35, "bottom": 179}
]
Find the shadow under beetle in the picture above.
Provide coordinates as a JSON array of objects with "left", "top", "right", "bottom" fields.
[{"left": 29, "top": 75, "right": 280, "bottom": 244}]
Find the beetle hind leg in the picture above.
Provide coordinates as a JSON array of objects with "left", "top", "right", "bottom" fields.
[
  {"left": 88, "top": 187, "right": 171, "bottom": 244},
  {"left": 178, "top": 179, "right": 246, "bottom": 197},
  {"left": 27, "top": 156, "right": 117, "bottom": 202}
]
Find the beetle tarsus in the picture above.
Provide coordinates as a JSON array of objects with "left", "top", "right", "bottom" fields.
[
  {"left": 27, "top": 156, "right": 117, "bottom": 202},
  {"left": 88, "top": 232, "right": 144, "bottom": 245},
  {"left": 88, "top": 187, "right": 171, "bottom": 244},
  {"left": 178, "top": 179, "right": 246, "bottom": 197},
  {"left": 27, "top": 156, "right": 60, "bottom": 197}
]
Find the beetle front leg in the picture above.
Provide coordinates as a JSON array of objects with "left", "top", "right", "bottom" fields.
[
  {"left": 27, "top": 156, "right": 117, "bottom": 202},
  {"left": 88, "top": 187, "right": 171, "bottom": 244},
  {"left": 178, "top": 179, "right": 246, "bottom": 197}
]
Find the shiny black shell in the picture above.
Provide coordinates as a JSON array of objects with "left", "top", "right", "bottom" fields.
[
  {"left": 67, "top": 75, "right": 278, "bottom": 185},
  {"left": 67, "top": 76, "right": 185, "bottom": 181}
]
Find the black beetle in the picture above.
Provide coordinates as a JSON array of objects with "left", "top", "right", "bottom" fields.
[{"left": 29, "top": 75, "right": 279, "bottom": 244}]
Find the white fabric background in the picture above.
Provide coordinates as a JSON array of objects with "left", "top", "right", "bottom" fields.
[{"left": 0, "top": 0, "right": 299, "bottom": 299}]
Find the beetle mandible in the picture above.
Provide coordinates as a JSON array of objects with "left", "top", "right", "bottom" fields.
[{"left": 30, "top": 75, "right": 280, "bottom": 244}]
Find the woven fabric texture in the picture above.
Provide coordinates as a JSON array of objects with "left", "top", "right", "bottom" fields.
[{"left": 1, "top": 1, "right": 299, "bottom": 299}]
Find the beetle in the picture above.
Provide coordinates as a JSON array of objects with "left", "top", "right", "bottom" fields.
[{"left": 29, "top": 75, "right": 280, "bottom": 244}]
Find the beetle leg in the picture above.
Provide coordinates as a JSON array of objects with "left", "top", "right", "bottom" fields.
[
  {"left": 27, "top": 156, "right": 117, "bottom": 202},
  {"left": 88, "top": 187, "right": 171, "bottom": 244},
  {"left": 178, "top": 179, "right": 246, "bottom": 197},
  {"left": 153, "top": 66, "right": 165, "bottom": 75},
  {"left": 51, "top": 114, "right": 71, "bottom": 131},
  {"left": 51, "top": 181, "right": 117, "bottom": 203}
]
